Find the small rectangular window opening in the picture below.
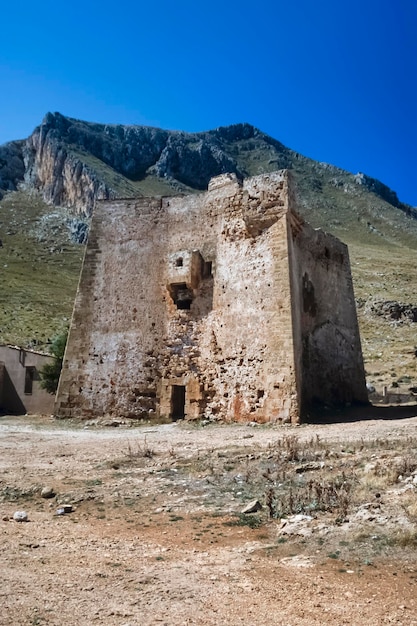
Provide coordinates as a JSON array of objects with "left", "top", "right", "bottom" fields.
[
  {"left": 176, "top": 257, "right": 183, "bottom": 267},
  {"left": 24, "top": 366, "right": 35, "bottom": 395},
  {"left": 203, "top": 261, "right": 213, "bottom": 278}
]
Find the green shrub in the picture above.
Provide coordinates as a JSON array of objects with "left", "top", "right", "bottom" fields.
[{"left": 40, "top": 331, "right": 68, "bottom": 394}]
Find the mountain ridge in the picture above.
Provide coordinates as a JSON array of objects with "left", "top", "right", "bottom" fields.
[{"left": 0, "top": 112, "right": 414, "bottom": 222}]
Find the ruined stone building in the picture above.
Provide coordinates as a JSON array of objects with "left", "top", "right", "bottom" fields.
[{"left": 55, "top": 171, "right": 367, "bottom": 423}]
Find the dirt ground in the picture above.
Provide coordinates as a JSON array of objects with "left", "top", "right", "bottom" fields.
[{"left": 2, "top": 409, "right": 417, "bottom": 625}]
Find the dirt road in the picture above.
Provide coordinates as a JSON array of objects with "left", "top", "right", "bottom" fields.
[{"left": 1, "top": 411, "right": 417, "bottom": 625}]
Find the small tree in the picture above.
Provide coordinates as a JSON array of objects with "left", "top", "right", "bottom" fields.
[{"left": 40, "top": 331, "right": 68, "bottom": 394}]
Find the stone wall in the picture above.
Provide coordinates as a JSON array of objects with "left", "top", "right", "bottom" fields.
[
  {"left": 55, "top": 170, "right": 366, "bottom": 422},
  {"left": 288, "top": 209, "right": 368, "bottom": 411}
]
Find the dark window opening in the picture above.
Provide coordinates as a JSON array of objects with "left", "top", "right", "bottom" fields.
[
  {"left": 170, "top": 283, "right": 193, "bottom": 310},
  {"left": 24, "top": 366, "right": 35, "bottom": 395},
  {"left": 203, "top": 260, "right": 213, "bottom": 278},
  {"left": 171, "top": 385, "right": 186, "bottom": 421},
  {"left": 177, "top": 296, "right": 192, "bottom": 310},
  {"left": 176, "top": 257, "right": 183, "bottom": 267}
]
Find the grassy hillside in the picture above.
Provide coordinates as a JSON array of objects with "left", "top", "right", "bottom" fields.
[
  {"left": 351, "top": 241, "right": 417, "bottom": 392},
  {"left": 0, "top": 190, "right": 83, "bottom": 349}
]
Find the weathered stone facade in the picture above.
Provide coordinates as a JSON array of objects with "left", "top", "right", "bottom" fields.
[{"left": 55, "top": 171, "right": 367, "bottom": 423}]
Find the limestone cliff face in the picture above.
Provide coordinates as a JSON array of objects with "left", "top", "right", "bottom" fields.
[
  {"left": 23, "top": 114, "right": 115, "bottom": 215},
  {"left": 148, "top": 133, "right": 242, "bottom": 189}
]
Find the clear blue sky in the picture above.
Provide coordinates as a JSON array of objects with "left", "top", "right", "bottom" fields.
[{"left": 0, "top": 0, "right": 416, "bottom": 205}]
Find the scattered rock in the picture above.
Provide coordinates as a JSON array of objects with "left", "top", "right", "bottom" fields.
[
  {"left": 66, "top": 217, "right": 89, "bottom": 244},
  {"left": 13, "top": 511, "right": 28, "bottom": 522},
  {"left": 350, "top": 502, "right": 391, "bottom": 525},
  {"left": 41, "top": 486, "right": 56, "bottom": 499},
  {"left": 101, "top": 419, "right": 123, "bottom": 427},
  {"left": 241, "top": 499, "right": 262, "bottom": 514},
  {"left": 279, "top": 514, "right": 314, "bottom": 537},
  {"left": 367, "top": 300, "right": 417, "bottom": 323},
  {"left": 295, "top": 461, "right": 324, "bottom": 473},
  {"left": 55, "top": 504, "right": 73, "bottom": 516},
  {"left": 280, "top": 555, "right": 314, "bottom": 568}
]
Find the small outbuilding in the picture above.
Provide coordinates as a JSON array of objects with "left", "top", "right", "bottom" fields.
[{"left": 0, "top": 345, "right": 55, "bottom": 415}]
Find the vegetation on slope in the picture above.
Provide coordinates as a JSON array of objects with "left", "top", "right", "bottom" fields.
[{"left": 0, "top": 190, "right": 82, "bottom": 349}]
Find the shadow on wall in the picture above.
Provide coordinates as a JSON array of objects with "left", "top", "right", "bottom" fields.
[{"left": 0, "top": 368, "right": 26, "bottom": 414}]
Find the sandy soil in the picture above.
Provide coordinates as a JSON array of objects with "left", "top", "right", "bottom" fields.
[{"left": 1, "top": 409, "right": 417, "bottom": 625}]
